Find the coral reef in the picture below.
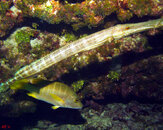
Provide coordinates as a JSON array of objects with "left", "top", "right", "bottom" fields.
[
  {"left": 0, "top": 27, "right": 60, "bottom": 84},
  {"left": 0, "top": 89, "right": 36, "bottom": 117},
  {"left": 13, "top": 0, "right": 162, "bottom": 30},
  {"left": 0, "top": 23, "right": 162, "bottom": 118},
  {"left": 0, "top": 4, "right": 23, "bottom": 37},
  {"left": 0, "top": 0, "right": 162, "bottom": 129},
  {"left": 79, "top": 54, "right": 163, "bottom": 109},
  {"left": 0, "top": 0, "right": 162, "bottom": 37},
  {"left": 71, "top": 80, "right": 85, "bottom": 92},
  {"left": 107, "top": 71, "right": 121, "bottom": 81},
  {"left": 119, "top": 54, "right": 163, "bottom": 99},
  {"left": 4, "top": 101, "right": 163, "bottom": 129}
]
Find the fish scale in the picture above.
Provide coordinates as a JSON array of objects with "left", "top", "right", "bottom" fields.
[{"left": 0, "top": 18, "right": 163, "bottom": 87}]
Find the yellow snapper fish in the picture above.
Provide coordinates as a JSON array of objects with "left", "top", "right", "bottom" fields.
[{"left": 10, "top": 78, "right": 83, "bottom": 109}]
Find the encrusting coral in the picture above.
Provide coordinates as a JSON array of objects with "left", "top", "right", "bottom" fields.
[
  {"left": 0, "top": 0, "right": 162, "bottom": 37},
  {"left": 13, "top": 0, "right": 162, "bottom": 30},
  {"left": 0, "top": 2, "right": 23, "bottom": 37}
]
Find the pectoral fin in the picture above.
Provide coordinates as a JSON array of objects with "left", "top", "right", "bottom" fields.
[
  {"left": 27, "top": 92, "right": 38, "bottom": 99},
  {"left": 50, "top": 93, "right": 65, "bottom": 105},
  {"left": 51, "top": 106, "right": 60, "bottom": 110}
]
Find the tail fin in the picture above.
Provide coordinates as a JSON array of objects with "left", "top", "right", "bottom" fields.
[
  {"left": 0, "top": 77, "right": 17, "bottom": 87},
  {"left": 1, "top": 77, "right": 49, "bottom": 91},
  {"left": 0, "top": 77, "right": 19, "bottom": 92},
  {"left": 10, "top": 78, "right": 49, "bottom": 90},
  {"left": 10, "top": 79, "right": 29, "bottom": 90}
]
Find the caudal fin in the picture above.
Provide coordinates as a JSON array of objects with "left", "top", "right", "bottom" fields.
[{"left": 9, "top": 79, "right": 29, "bottom": 90}]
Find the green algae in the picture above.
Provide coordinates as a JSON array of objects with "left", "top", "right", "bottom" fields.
[
  {"left": 0, "top": 84, "right": 9, "bottom": 93},
  {"left": 63, "top": 33, "right": 77, "bottom": 42},
  {"left": 107, "top": 71, "right": 121, "bottom": 81},
  {"left": 72, "top": 80, "right": 85, "bottom": 92},
  {"left": 32, "top": 23, "right": 39, "bottom": 30},
  {"left": 15, "top": 30, "right": 31, "bottom": 44},
  {"left": 0, "top": 1, "right": 10, "bottom": 16},
  {"left": 15, "top": 29, "right": 36, "bottom": 54}
]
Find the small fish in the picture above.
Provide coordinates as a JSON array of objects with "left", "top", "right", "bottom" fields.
[{"left": 10, "top": 79, "right": 83, "bottom": 109}]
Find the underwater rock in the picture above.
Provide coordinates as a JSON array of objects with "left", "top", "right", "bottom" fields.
[
  {"left": 20, "top": 101, "right": 163, "bottom": 129},
  {"left": 0, "top": 23, "right": 162, "bottom": 109},
  {"left": 0, "top": 0, "right": 161, "bottom": 37},
  {"left": 0, "top": 5, "right": 23, "bottom": 37},
  {"left": 0, "top": 27, "right": 60, "bottom": 87},
  {"left": 13, "top": 0, "right": 162, "bottom": 31},
  {"left": 0, "top": 1, "right": 162, "bottom": 129},
  {"left": 119, "top": 54, "right": 163, "bottom": 99},
  {"left": 0, "top": 89, "right": 36, "bottom": 117}
]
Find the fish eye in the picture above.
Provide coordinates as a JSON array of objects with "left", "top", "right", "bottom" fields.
[{"left": 74, "top": 99, "right": 79, "bottom": 103}]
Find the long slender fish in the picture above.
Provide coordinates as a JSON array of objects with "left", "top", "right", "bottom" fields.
[{"left": 1, "top": 18, "right": 163, "bottom": 87}]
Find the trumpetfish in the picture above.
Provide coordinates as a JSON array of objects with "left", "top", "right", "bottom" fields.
[{"left": 0, "top": 18, "right": 163, "bottom": 87}]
